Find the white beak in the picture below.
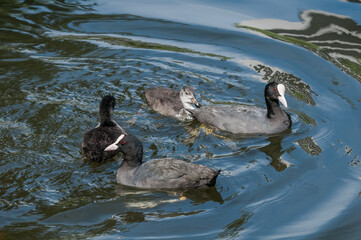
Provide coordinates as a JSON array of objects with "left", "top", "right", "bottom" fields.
[
  {"left": 277, "top": 84, "right": 288, "bottom": 108},
  {"left": 104, "top": 134, "right": 125, "bottom": 151}
]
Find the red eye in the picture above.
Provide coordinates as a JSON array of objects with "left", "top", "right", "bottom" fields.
[{"left": 122, "top": 141, "right": 126, "bottom": 145}]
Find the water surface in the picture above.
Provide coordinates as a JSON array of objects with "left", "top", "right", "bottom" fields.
[{"left": 1, "top": 0, "right": 361, "bottom": 239}]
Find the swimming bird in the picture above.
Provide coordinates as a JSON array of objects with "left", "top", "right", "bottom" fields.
[
  {"left": 81, "top": 95, "right": 126, "bottom": 162},
  {"left": 144, "top": 86, "right": 199, "bottom": 121},
  {"left": 187, "top": 82, "right": 291, "bottom": 134},
  {"left": 104, "top": 134, "right": 220, "bottom": 189}
]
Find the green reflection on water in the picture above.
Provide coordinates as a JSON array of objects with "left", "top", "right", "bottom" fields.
[
  {"left": 339, "top": 58, "right": 361, "bottom": 78},
  {"left": 236, "top": 9, "right": 361, "bottom": 83},
  {"left": 55, "top": 34, "right": 231, "bottom": 60},
  {"left": 218, "top": 211, "right": 253, "bottom": 239},
  {"left": 295, "top": 136, "right": 322, "bottom": 156},
  {"left": 236, "top": 25, "right": 322, "bottom": 52}
]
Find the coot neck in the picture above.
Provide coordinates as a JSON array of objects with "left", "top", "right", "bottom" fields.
[
  {"left": 99, "top": 107, "right": 114, "bottom": 126},
  {"left": 265, "top": 96, "right": 284, "bottom": 119},
  {"left": 183, "top": 101, "right": 195, "bottom": 110}
]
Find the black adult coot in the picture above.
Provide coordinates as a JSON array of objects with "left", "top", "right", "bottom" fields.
[
  {"left": 144, "top": 86, "right": 199, "bottom": 121},
  {"left": 104, "top": 134, "right": 220, "bottom": 189},
  {"left": 187, "top": 82, "right": 291, "bottom": 134},
  {"left": 81, "top": 95, "right": 126, "bottom": 162}
]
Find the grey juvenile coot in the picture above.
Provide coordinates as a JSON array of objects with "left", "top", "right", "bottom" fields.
[
  {"left": 81, "top": 95, "right": 126, "bottom": 162},
  {"left": 187, "top": 82, "right": 291, "bottom": 134},
  {"left": 144, "top": 86, "right": 199, "bottom": 121},
  {"left": 104, "top": 134, "right": 220, "bottom": 189}
]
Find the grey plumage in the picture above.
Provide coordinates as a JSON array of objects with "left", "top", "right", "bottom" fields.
[
  {"left": 105, "top": 134, "right": 220, "bottom": 189},
  {"left": 145, "top": 86, "right": 199, "bottom": 121},
  {"left": 119, "top": 158, "right": 220, "bottom": 189},
  {"left": 188, "top": 82, "right": 291, "bottom": 134}
]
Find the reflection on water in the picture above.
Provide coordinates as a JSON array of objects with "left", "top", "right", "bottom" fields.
[
  {"left": 112, "top": 211, "right": 145, "bottom": 223},
  {"left": 238, "top": 9, "right": 361, "bottom": 83},
  {"left": 259, "top": 134, "right": 294, "bottom": 172},
  {"left": 296, "top": 136, "right": 322, "bottom": 156},
  {"left": 344, "top": 0, "right": 361, "bottom": 4},
  {"left": 44, "top": 183, "right": 223, "bottom": 226},
  {"left": 115, "top": 184, "right": 224, "bottom": 205},
  {"left": 218, "top": 211, "right": 253, "bottom": 239},
  {"left": 52, "top": 31, "right": 229, "bottom": 60},
  {"left": 1, "top": 0, "right": 361, "bottom": 239},
  {"left": 238, "top": 58, "right": 317, "bottom": 106},
  {"left": 332, "top": 138, "right": 360, "bottom": 167}
]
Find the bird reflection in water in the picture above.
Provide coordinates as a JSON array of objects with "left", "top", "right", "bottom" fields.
[
  {"left": 259, "top": 132, "right": 294, "bottom": 172},
  {"left": 115, "top": 184, "right": 224, "bottom": 209}
]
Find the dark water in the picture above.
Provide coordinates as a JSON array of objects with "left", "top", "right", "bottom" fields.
[{"left": 1, "top": 0, "right": 361, "bottom": 239}]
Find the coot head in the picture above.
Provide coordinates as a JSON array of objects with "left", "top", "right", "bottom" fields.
[
  {"left": 264, "top": 82, "right": 288, "bottom": 108},
  {"left": 100, "top": 95, "right": 116, "bottom": 112},
  {"left": 179, "top": 86, "right": 199, "bottom": 108},
  {"left": 104, "top": 134, "right": 142, "bottom": 156}
]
